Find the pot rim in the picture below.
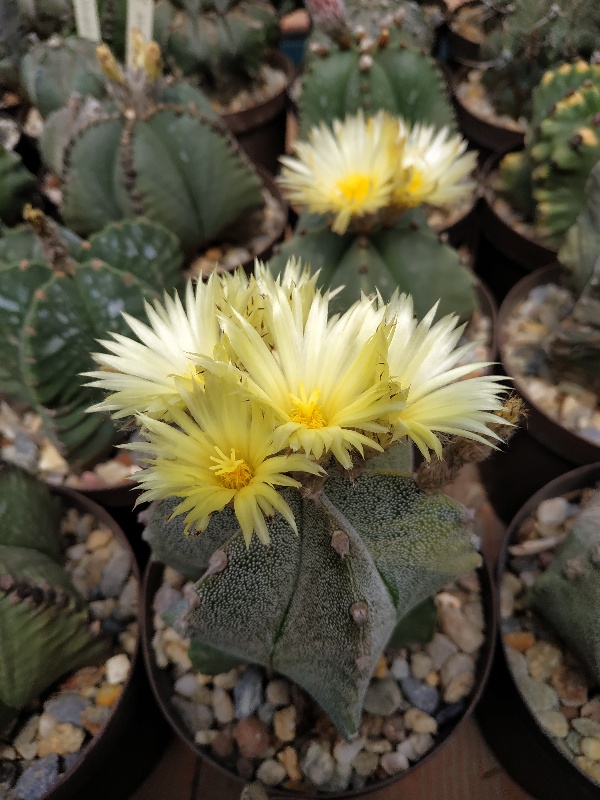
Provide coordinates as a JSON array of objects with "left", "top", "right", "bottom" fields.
[
  {"left": 498, "top": 263, "right": 600, "bottom": 465},
  {"left": 141, "top": 552, "right": 497, "bottom": 798}
]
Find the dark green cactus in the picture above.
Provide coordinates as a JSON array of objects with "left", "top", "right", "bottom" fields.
[
  {"left": 0, "top": 209, "right": 182, "bottom": 467},
  {"left": 525, "top": 488, "right": 600, "bottom": 685},
  {"left": 269, "top": 209, "right": 476, "bottom": 320},
  {"left": 0, "top": 145, "right": 36, "bottom": 226},
  {"left": 20, "top": 36, "right": 108, "bottom": 118},
  {"left": 299, "top": 10, "right": 454, "bottom": 137},
  {"left": 480, "top": 0, "right": 600, "bottom": 122},
  {"left": 0, "top": 465, "right": 107, "bottom": 732},
  {"left": 145, "top": 456, "right": 481, "bottom": 738},
  {"left": 153, "top": 0, "right": 280, "bottom": 102},
  {"left": 495, "top": 61, "right": 600, "bottom": 246},
  {"left": 39, "top": 41, "right": 266, "bottom": 257},
  {"left": 546, "top": 160, "right": 600, "bottom": 393}
]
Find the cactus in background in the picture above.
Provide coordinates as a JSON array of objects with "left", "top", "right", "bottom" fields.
[
  {"left": 0, "top": 146, "right": 36, "bottom": 225},
  {"left": 495, "top": 61, "right": 600, "bottom": 246},
  {"left": 480, "top": 0, "right": 600, "bottom": 122},
  {"left": 525, "top": 488, "right": 600, "bottom": 685},
  {"left": 545, "top": 160, "right": 600, "bottom": 393},
  {"left": 0, "top": 206, "right": 182, "bottom": 467},
  {"left": 39, "top": 36, "right": 265, "bottom": 257},
  {"left": 272, "top": 110, "right": 477, "bottom": 319},
  {"left": 88, "top": 258, "right": 510, "bottom": 737},
  {"left": 299, "top": 0, "right": 454, "bottom": 137},
  {"left": 153, "top": 0, "right": 280, "bottom": 103},
  {"left": 0, "top": 465, "right": 106, "bottom": 731},
  {"left": 20, "top": 35, "right": 108, "bottom": 118}
]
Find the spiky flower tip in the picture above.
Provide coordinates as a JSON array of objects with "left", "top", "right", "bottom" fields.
[
  {"left": 392, "top": 122, "right": 477, "bottom": 211},
  {"left": 278, "top": 111, "right": 400, "bottom": 234},
  {"left": 383, "top": 293, "right": 508, "bottom": 459},
  {"left": 129, "top": 378, "right": 323, "bottom": 545}
]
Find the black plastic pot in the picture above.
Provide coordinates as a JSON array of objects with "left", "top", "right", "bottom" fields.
[
  {"left": 477, "top": 462, "right": 600, "bottom": 800},
  {"left": 17, "top": 487, "right": 169, "bottom": 800},
  {"left": 478, "top": 264, "right": 600, "bottom": 523},
  {"left": 142, "top": 556, "right": 497, "bottom": 799},
  {"left": 476, "top": 157, "right": 557, "bottom": 303},
  {"left": 221, "top": 51, "right": 296, "bottom": 175}
]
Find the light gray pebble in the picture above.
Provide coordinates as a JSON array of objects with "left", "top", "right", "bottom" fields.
[
  {"left": 425, "top": 633, "right": 458, "bottom": 670},
  {"left": 324, "top": 762, "right": 352, "bottom": 791},
  {"left": 13, "top": 754, "right": 60, "bottom": 800},
  {"left": 350, "top": 750, "right": 379, "bottom": 777},
  {"left": 572, "top": 718, "right": 600, "bottom": 738},
  {"left": 171, "top": 696, "right": 214, "bottom": 731},
  {"left": 363, "top": 678, "right": 403, "bottom": 716},
  {"left": 411, "top": 653, "right": 433, "bottom": 680},
  {"left": 100, "top": 550, "right": 131, "bottom": 597},
  {"left": 234, "top": 665, "right": 264, "bottom": 720},
  {"left": 152, "top": 584, "right": 183, "bottom": 615},
  {"left": 565, "top": 730, "right": 582, "bottom": 754},
  {"left": 516, "top": 675, "right": 559, "bottom": 713},
  {"left": 256, "top": 759, "right": 286, "bottom": 786},
  {"left": 44, "top": 693, "right": 89, "bottom": 727},
  {"left": 212, "top": 687, "right": 235, "bottom": 723},
  {"left": 400, "top": 676, "right": 439, "bottom": 715},
  {"left": 536, "top": 710, "right": 569, "bottom": 738},
  {"left": 302, "top": 741, "right": 335, "bottom": 786},
  {"left": 390, "top": 656, "right": 410, "bottom": 681},
  {"left": 440, "top": 652, "right": 474, "bottom": 687},
  {"left": 333, "top": 737, "right": 366, "bottom": 765},
  {"left": 257, "top": 702, "right": 276, "bottom": 725},
  {"left": 174, "top": 673, "right": 198, "bottom": 698},
  {"left": 380, "top": 750, "right": 410, "bottom": 775},
  {"left": 536, "top": 497, "right": 571, "bottom": 526}
]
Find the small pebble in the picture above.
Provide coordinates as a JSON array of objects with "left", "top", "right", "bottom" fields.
[
  {"left": 13, "top": 754, "right": 60, "bottom": 800},
  {"left": 105, "top": 653, "right": 130, "bottom": 684},
  {"left": 426, "top": 634, "right": 458, "bottom": 670},
  {"left": 302, "top": 741, "right": 335, "bottom": 786},
  {"left": 400, "top": 676, "right": 440, "bottom": 715},
  {"left": 362, "top": 678, "right": 403, "bottom": 716},
  {"left": 256, "top": 759, "right": 286, "bottom": 787},
  {"left": 232, "top": 717, "right": 270, "bottom": 759},
  {"left": 277, "top": 746, "right": 301, "bottom": 781},
  {"left": 37, "top": 723, "right": 85, "bottom": 757},
  {"left": 273, "top": 705, "right": 296, "bottom": 742},
  {"left": 212, "top": 687, "right": 235, "bottom": 724},
  {"left": 525, "top": 641, "right": 562, "bottom": 681},
  {"left": 234, "top": 665, "right": 264, "bottom": 720},
  {"left": 437, "top": 604, "right": 484, "bottom": 654},
  {"left": 404, "top": 708, "right": 438, "bottom": 734},
  {"left": 350, "top": 750, "right": 379, "bottom": 777},
  {"left": 537, "top": 710, "right": 569, "bottom": 738},
  {"left": 265, "top": 679, "right": 290, "bottom": 707},
  {"left": 380, "top": 750, "right": 410, "bottom": 774},
  {"left": 580, "top": 737, "right": 600, "bottom": 761}
]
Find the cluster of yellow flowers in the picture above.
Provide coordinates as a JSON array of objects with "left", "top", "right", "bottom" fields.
[
  {"left": 86, "top": 260, "right": 504, "bottom": 545},
  {"left": 278, "top": 111, "right": 477, "bottom": 235}
]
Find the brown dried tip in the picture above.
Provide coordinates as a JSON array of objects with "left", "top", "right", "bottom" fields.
[{"left": 96, "top": 43, "right": 125, "bottom": 84}]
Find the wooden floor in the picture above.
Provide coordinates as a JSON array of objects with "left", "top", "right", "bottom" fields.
[{"left": 129, "top": 466, "right": 534, "bottom": 800}]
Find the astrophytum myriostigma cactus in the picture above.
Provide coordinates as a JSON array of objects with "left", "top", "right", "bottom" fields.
[
  {"left": 525, "top": 488, "right": 600, "bottom": 685},
  {"left": 144, "top": 450, "right": 481, "bottom": 738},
  {"left": 0, "top": 465, "right": 106, "bottom": 731}
]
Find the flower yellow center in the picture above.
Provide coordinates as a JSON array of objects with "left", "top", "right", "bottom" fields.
[
  {"left": 336, "top": 173, "right": 371, "bottom": 203},
  {"left": 289, "top": 386, "right": 327, "bottom": 429},
  {"left": 210, "top": 447, "right": 253, "bottom": 489},
  {"left": 406, "top": 168, "right": 424, "bottom": 195}
]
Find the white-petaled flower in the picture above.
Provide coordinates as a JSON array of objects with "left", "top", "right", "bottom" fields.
[
  {"left": 392, "top": 122, "right": 477, "bottom": 211},
  {"left": 193, "top": 285, "right": 406, "bottom": 469},
  {"left": 384, "top": 293, "right": 507, "bottom": 458},
  {"left": 278, "top": 111, "right": 399, "bottom": 234},
  {"left": 129, "top": 378, "right": 323, "bottom": 546},
  {"left": 84, "top": 277, "right": 223, "bottom": 421}
]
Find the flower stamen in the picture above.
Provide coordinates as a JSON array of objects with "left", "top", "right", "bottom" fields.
[
  {"left": 210, "top": 447, "right": 253, "bottom": 489},
  {"left": 289, "top": 386, "right": 327, "bottom": 429},
  {"left": 336, "top": 173, "right": 372, "bottom": 203}
]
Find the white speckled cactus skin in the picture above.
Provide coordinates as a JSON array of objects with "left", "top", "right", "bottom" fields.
[{"left": 145, "top": 465, "right": 481, "bottom": 738}]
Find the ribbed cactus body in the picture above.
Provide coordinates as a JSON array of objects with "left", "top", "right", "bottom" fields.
[
  {"left": 146, "top": 463, "right": 481, "bottom": 738},
  {"left": 269, "top": 212, "right": 476, "bottom": 320},
  {"left": 496, "top": 62, "right": 600, "bottom": 245},
  {"left": 40, "top": 78, "right": 265, "bottom": 256},
  {"left": 0, "top": 217, "right": 181, "bottom": 465},
  {"left": 0, "top": 146, "right": 36, "bottom": 226},
  {"left": 0, "top": 467, "right": 106, "bottom": 731},
  {"left": 299, "top": 41, "right": 454, "bottom": 137},
  {"left": 153, "top": 0, "right": 279, "bottom": 100},
  {"left": 480, "top": 0, "right": 600, "bottom": 121},
  {"left": 21, "top": 37, "right": 107, "bottom": 118},
  {"left": 526, "top": 490, "right": 600, "bottom": 684}
]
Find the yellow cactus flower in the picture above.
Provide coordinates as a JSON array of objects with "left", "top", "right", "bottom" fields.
[
  {"left": 392, "top": 123, "right": 476, "bottom": 211},
  {"left": 85, "top": 278, "right": 224, "bottom": 421},
  {"left": 384, "top": 294, "right": 507, "bottom": 458},
  {"left": 278, "top": 111, "right": 400, "bottom": 234},
  {"left": 194, "top": 285, "right": 406, "bottom": 469},
  {"left": 129, "top": 379, "right": 323, "bottom": 545}
]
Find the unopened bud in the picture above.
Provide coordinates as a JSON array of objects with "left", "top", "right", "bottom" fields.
[
  {"left": 96, "top": 44, "right": 125, "bottom": 83},
  {"left": 144, "top": 41, "right": 162, "bottom": 81}
]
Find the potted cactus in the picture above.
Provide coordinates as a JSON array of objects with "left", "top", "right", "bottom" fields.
[
  {"left": 271, "top": 109, "right": 479, "bottom": 321},
  {"left": 478, "top": 463, "right": 600, "bottom": 800},
  {"left": 0, "top": 463, "right": 159, "bottom": 799},
  {"left": 0, "top": 143, "right": 36, "bottom": 225},
  {"left": 0, "top": 205, "right": 183, "bottom": 497},
  {"left": 85, "top": 257, "right": 515, "bottom": 792},
  {"left": 479, "top": 160, "right": 600, "bottom": 522},
  {"left": 453, "top": 0, "right": 600, "bottom": 153},
  {"left": 35, "top": 34, "right": 285, "bottom": 265}
]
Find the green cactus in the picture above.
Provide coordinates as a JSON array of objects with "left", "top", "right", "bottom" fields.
[
  {"left": 0, "top": 465, "right": 107, "bottom": 732},
  {"left": 20, "top": 35, "right": 108, "bottom": 118},
  {"left": 145, "top": 456, "right": 481, "bottom": 739},
  {"left": 299, "top": 3, "right": 454, "bottom": 137},
  {"left": 525, "top": 488, "right": 600, "bottom": 685},
  {"left": 153, "top": 0, "right": 280, "bottom": 103},
  {"left": 38, "top": 40, "right": 266, "bottom": 257},
  {"left": 480, "top": 0, "right": 600, "bottom": 122},
  {"left": 270, "top": 209, "right": 476, "bottom": 320},
  {"left": 544, "top": 160, "right": 600, "bottom": 393},
  {"left": 495, "top": 61, "right": 600, "bottom": 246},
  {"left": 0, "top": 208, "right": 182, "bottom": 467},
  {"left": 0, "top": 146, "right": 36, "bottom": 226}
]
